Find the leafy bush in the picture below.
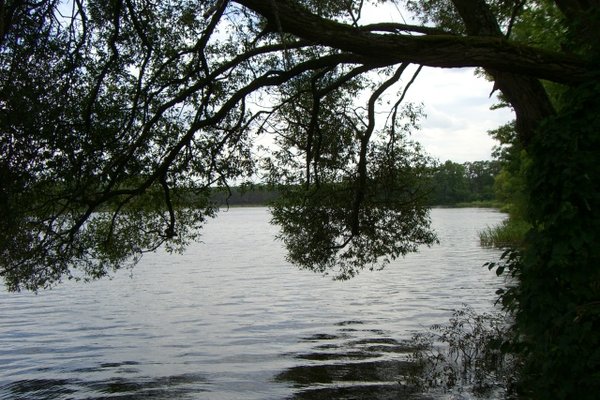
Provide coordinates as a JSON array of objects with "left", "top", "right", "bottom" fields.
[{"left": 407, "top": 305, "right": 518, "bottom": 399}]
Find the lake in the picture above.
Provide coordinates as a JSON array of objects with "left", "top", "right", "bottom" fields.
[{"left": 0, "top": 207, "right": 505, "bottom": 400}]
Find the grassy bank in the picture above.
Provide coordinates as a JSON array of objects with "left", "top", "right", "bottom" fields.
[
  {"left": 479, "top": 218, "right": 530, "bottom": 248},
  {"left": 448, "top": 200, "right": 503, "bottom": 208}
]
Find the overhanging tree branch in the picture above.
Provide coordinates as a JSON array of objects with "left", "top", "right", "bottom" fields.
[{"left": 235, "top": 0, "right": 592, "bottom": 85}]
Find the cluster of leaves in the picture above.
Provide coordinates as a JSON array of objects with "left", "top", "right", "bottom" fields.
[
  {"left": 1, "top": 1, "right": 261, "bottom": 290},
  {"left": 484, "top": 249, "right": 522, "bottom": 314},
  {"left": 407, "top": 305, "right": 518, "bottom": 398},
  {"left": 270, "top": 136, "right": 437, "bottom": 279},
  {"left": 263, "top": 66, "right": 438, "bottom": 279}
]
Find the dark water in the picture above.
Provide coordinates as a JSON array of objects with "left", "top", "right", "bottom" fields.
[{"left": 0, "top": 207, "right": 505, "bottom": 399}]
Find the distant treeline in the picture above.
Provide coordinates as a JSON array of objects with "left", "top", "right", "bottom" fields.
[
  {"left": 206, "top": 160, "right": 500, "bottom": 207},
  {"left": 427, "top": 160, "right": 500, "bottom": 206},
  {"left": 210, "top": 186, "right": 280, "bottom": 206}
]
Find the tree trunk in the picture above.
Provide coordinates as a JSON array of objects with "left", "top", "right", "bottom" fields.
[{"left": 451, "top": 0, "right": 556, "bottom": 145}]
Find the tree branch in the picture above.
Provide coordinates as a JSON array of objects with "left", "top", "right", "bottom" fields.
[{"left": 235, "top": 0, "right": 592, "bottom": 85}]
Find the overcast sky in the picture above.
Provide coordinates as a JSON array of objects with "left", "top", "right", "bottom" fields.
[{"left": 403, "top": 66, "right": 514, "bottom": 163}]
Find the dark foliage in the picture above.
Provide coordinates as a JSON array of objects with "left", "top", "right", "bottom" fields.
[
  {"left": 516, "top": 79, "right": 600, "bottom": 399},
  {"left": 428, "top": 160, "right": 499, "bottom": 205}
]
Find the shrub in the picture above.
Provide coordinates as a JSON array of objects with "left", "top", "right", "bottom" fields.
[{"left": 407, "top": 305, "right": 518, "bottom": 399}]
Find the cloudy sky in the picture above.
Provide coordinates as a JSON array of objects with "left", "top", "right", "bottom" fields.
[{"left": 402, "top": 67, "right": 514, "bottom": 163}]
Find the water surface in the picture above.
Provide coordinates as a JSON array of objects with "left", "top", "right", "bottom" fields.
[{"left": 0, "top": 207, "right": 505, "bottom": 399}]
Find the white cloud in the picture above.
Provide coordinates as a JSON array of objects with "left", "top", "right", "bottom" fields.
[{"left": 403, "top": 67, "right": 514, "bottom": 162}]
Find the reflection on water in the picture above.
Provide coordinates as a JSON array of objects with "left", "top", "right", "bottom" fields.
[
  {"left": 276, "top": 321, "right": 430, "bottom": 400},
  {"left": 3, "top": 369, "right": 210, "bottom": 400},
  {"left": 0, "top": 207, "right": 505, "bottom": 399}
]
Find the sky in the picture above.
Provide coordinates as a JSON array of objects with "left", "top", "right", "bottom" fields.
[
  {"left": 403, "top": 67, "right": 514, "bottom": 163},
  {"left": 360, "top": 3, "right": 516, "bottom": 163}
]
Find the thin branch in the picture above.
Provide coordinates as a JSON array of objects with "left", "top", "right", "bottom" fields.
[
  {"left": 387, "top": 64, "right": 423, "bottom": 144},
  {"left": 160, "top": 176, "right": 176, "bottom": 238},
  {"left": 350, "top": 64, "right": 408, "bottom": 235}
]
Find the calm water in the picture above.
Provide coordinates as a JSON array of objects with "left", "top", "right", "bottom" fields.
[{"left": 0, "top": 207, "right": 505, "bottom": 400}]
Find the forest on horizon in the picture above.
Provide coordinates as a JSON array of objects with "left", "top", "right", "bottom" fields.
[{"left": 212, "top": 159, "right": 500, "bottom": 207}]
